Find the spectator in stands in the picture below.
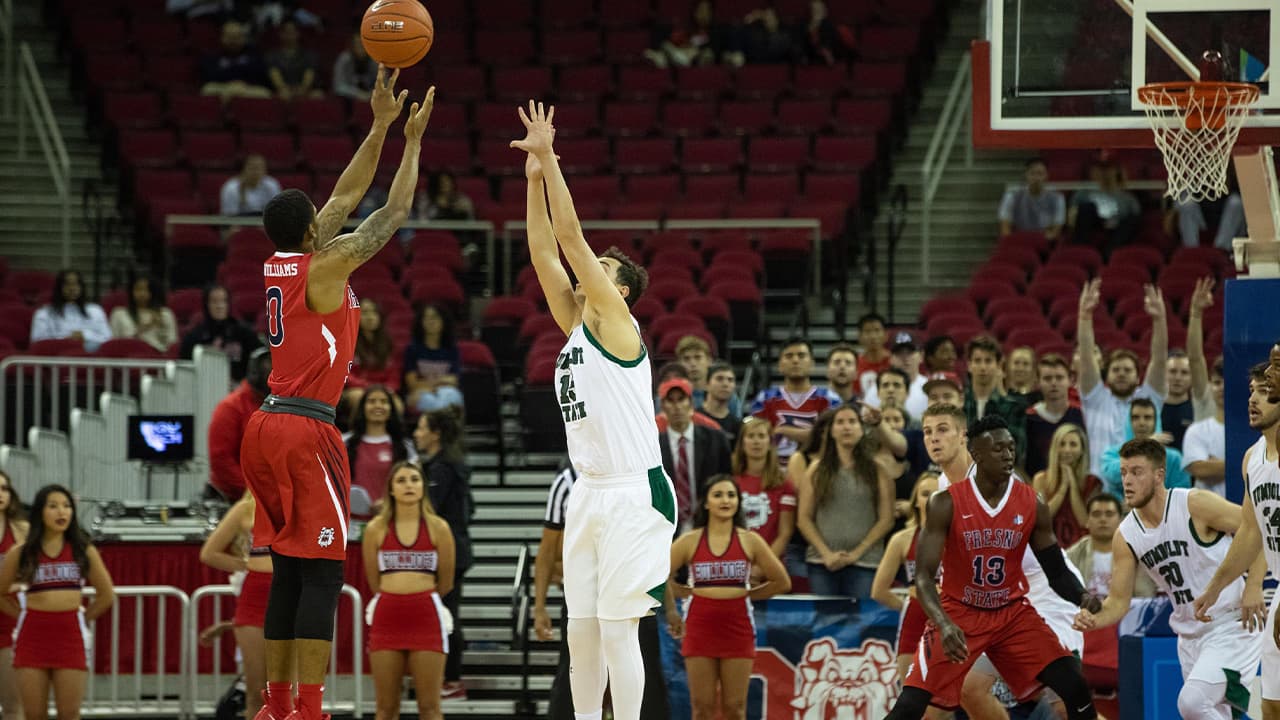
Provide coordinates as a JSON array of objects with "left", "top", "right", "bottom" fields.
[
  {"left": 1099, "top": 398, "right": 1188, "bottom": 496},
  {"left": 1024, "top": 353, "right": 1086, "bottom": 477},
  {"left": 750, "top": 338, "right": 842, "bottom": 466},
  {"left": 1004, "top": 346, "right": 1039, "bottom": 405},
  {"left": 265, "top": 20, "right": 321, "bottom": 100},
  {"left": 864, "top": 333, "right": 930, "bottom": 419},
  {"left": 644, "top": 0, "right": 731, "bottom": 68},
  {"left": 1, "top": 485, "right": 114, "bottom": 719},
  {"left": 1164, "top": 279, "right": 1218, "bottom": 449},
  {"left": 740, "top": 8, "right": 797, "bottom": 64},
  {"left": 922, "top": 334, "right": 958, "bottom": 375},
  {"left": 962, "top": 335, "right": 1029, "bottom": 467},
  {"left": 413, "top": 409, "right": 473, "bottom": 700},
  {"left": 702, "top": 361, "right": 742, "bottom": 440},
  {"left": 199, "top": 21, "right": 271, "bottom": 101},
  {"left": 0, "top": 471, "right": 26, "bottom": 719},
  {"left": 207, "top": 347, "right": 270, "bottom": 501},
  {"left": 824, "top": 342, "right": 858, "bottom": 405},
  {"left": 870, "top": 368, "right": 917, "bottom": 429},
  {"left": 732, "top": 416, "right": 795, "bottom": 561},
  {"left": 180, "top": 284, "right": 262, "bottom": 382},
  {"left": 998, "top": 157, "right": 1065, "bottom": 240},
  {"left": 873, "top": 405, "right": 915, "bottom": 526},
  {"left": 853, "top": 313, "right": 891, "bottom": 396},
  {"left": 30, "top": 269, "right": 112, "bottom": 352},
  {"left": 1077, "top": 279, "right": 1169, "bottom": 474},
  {"left": 795, "top": 406, "right": 894, "bottom": 598},
  {"left": 784, "top": 406, "right": 834, "bottom": 488},
  {"left": 403, "top": 304, "right": 464, "bottom": 415},
  {"left": 1032, "top": 424, "right": 1099, "bottom": 546},
  {"left": 1069, "top": 158, "right": 1142, "bottom": 247},
  {"left": 659, "top": 378, "right": 733, "bottom": 534},
  {"left": 1182, "top": 357, "right": 1226, "bottom": 496},
  {"left": 654, "top": 361, "right": 722, "bottom": 432},
  {"left": 1067, "top": 494, "right": 1155, "bottom": 598},
  {"left": 802, "top": 0, "right": 854, "bottom": 66},
  {"left": 344, "top": 386, "right": 417, "bottom": 519},
  {"left": 108, "top": 273, "right": 177, "bottom": 353},
  {"left": 332, "top": 32, "right": 378, "bottom": 101},
  {"left": 220, "top": 154, "right": 283, "bottom": 216},
  {"left": 416, "top": 171, "right": 475, "bottom": 222},
  {"left": 1171, "top": 166, "right": 1246, "bottom": 250},
  {"left": 675, "top": 335, "right": 713, "bottom": 408},
  {"left": 923, "top": 371, "right": 964, "bottom": 408},
  {"left": 345, "top": 298, "right": 401, "bottom": 411}
]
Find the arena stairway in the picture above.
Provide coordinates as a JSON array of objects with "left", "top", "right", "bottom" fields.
[{"left": 0, "top": 0, "right": 113, "bottom": 272}]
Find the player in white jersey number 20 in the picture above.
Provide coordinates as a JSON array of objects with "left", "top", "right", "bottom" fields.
[
  {"left": 513, "top": 100, "right": 677, "bottom": 720},
  {"left": 1193, "top": 364, "right": 1280, "bottom": 720}
]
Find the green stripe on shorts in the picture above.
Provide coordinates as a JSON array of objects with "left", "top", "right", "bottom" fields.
[
  {"left": 1224, "top": 668, "right": 1249, "bottom": 719},
  {"left": 648, "top": 466, "right": 675, "bottom": 525},
  {"left": 647, "top": 583, "right": 665, "bottom": 605}
]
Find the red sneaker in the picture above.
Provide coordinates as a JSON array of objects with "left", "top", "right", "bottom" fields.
[
  {"left": 283, "top": 695, "right": 329, "bottom": 720},
  {"left": 441, "top": 681, "right": 467, "bottom": 700},
  {"left": 253, "top": 691, "right": 288, "bottom": 720}
]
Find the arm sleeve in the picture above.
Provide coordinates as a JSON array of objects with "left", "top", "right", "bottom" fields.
[
  {"left": 1033, "top": 543, "right": 1087, "bottom": 606},
  {"left": 749, "top": 391, "right": 768, "bottom": 417},
  {"left": 29, "top": 307, "right": 53, "bottom": 343},
  {"left": 997, "top": 189, "right": 1016, "bottom": 221},
  {"left": 1051, "top": 192, "right": 1067, "bottom": 225},
  {"left": 109, "top": 308, "right": 135, "bottom": 339},
  {"left": 158, "top": 308, "right": 178, "bottom": 349},
  {"left": 83, "top": 305, "right": 114, "bottom": 348},
  {"left": 220, "top": 179, "right": 240, "bottom": 216}
]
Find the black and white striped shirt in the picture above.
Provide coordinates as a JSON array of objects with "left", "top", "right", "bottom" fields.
[{"left": 543, "top": 465, "right": 578, "bottom": 530}]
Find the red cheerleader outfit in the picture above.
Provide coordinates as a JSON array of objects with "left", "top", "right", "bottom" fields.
[
  {"left": 0, "top": 524, "right": 17, "bottom": 649},
  {"left": 13, "top": 540, "right": 92, "bottom": 670},
  {"left": 681, "top": 529, "right": 756, "bottom": 659},
  {"left": 233, "top": 545, "right": 273, "bottom": 628},
  {"left": 367, "top": 517, "right": 448, "bottom": 653},
  {"left": 896, "top": 530, "right": 929, "bottom": 656}
]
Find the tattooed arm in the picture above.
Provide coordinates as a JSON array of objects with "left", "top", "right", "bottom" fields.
[{"left": 308, "top": 88, "right": 435, "bottom": 313}]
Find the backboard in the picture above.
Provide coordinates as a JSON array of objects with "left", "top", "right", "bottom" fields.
[{"left": 976, "top": 0, "right": 1280, "bottom": 149}]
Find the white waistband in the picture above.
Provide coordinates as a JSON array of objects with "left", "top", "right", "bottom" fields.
[{"left": 579, "top": 470, "right": 655, "bottom": 488}]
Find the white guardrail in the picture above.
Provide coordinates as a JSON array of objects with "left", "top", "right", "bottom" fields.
[
  {"left": 920, "top": 49, "right": 973, "bottom": 286},
  {"left": 14, "top": 40, "right": 71, "bottom": 265}
]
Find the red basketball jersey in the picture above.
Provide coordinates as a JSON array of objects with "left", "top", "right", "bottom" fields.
[
  {"left": 262, "top": 252, "right": 360, "bottom": 407},
  {"left": 939, "top": 478, "right": 1036, "bottom": 609}
]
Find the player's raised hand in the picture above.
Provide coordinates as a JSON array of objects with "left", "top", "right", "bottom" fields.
[
  {"left": 370, "top": 65, "right": 408, "bottom": 125},
  {"left": 1142, "top": 284, "right": 1166, "bottom": 321},
  {"left": 1192, "top": 586, "right": 1220, "bottom": 623},
  {"left": 1078, "top": 278, "right": 1101, "bottom": 314},
  {"left": 403, "top": 86, "right": 436, "bottom": 141},
  {"left": 939, "top": 620, "right": 968, "bottom": 663},
  {"left": 1240, "top": 586, "right": 1267, "bottom": 632},
  {"left": 1072, "top": 608, "right": 1097, "bottom": 632},
  {"left": 511, "top": 100, "right": 556, "bottom": 157},
  {"left": 1189, "top": 277, "right": 1215, "bottom": 316}
]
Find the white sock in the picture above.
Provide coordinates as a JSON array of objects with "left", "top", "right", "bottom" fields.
[
  {"left": 599, "top": 617, "right": 645, "bottom": 720},
  {"left": 567, "top": 617, "right": 607, "bottom": 716}
]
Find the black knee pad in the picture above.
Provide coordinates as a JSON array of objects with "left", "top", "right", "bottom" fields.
[
  {"left": 293, "top": 557, "right": 345, "bottom": 641},
  {"left": 1038, "top": 656, "right": 1096, "bottom": 720},
  {"left": 885, "top": 686, "right": 932, "bottom": 719},
  {"left": 264, "top": 552, "right": 302, "bottom": 641}
]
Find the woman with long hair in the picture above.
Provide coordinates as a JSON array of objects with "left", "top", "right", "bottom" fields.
[
  {"left": 198, "top": 493, "right": 272, "bottom": 719},
  {"left": 1032, "top": 423, "right": 1099, "bottom": 546},
  {"left": 730, "top": 417, "right": 795, "bottom": 559},
  {"left": 29, "top": 269, "right": 113, "bottom": 352},
  {"left": 0, "top": 471, "right": 28, "bottom": 718},
  {"left": 178, "top": 284, "right": 262, "bottom": 382},
  {"left": 108, "top": 272, "right": 177, "bottom": 352},
  {"left": 347, "top": 298, "right": 401, "bottom": 396},
  {"left": 666, "top": 475, "right": 790, "bottom": 720},
  {"left": 412, "top": 409, "right": 473, "bottom": 700},
  {"left": 362, "top": 461, "right": 456, "bottom": 720},
  {"left": 344, "top": 386, "right": 417, "bottom": 519},
  {"left": 796, "top": 405, "right": 895, "bottom": 598},
  {"left": 402, "top": 304, "right": 464, "bottom": 414},
  {"left": 0, "top": 484, "right": 114, "bottom": 720},
  {"left": 871, "top": 472, "right": 944, "bottom": 687}
]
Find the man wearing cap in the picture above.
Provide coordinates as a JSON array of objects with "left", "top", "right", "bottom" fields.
[
  {"left": 923, "top": 370, "right": 965, "bottom": 408},
  {"left": 658, "top": 377, "right": 733, "bottom": 534},
  {"left": 863, "top": 332, "right": 929, "bottom": 419}
]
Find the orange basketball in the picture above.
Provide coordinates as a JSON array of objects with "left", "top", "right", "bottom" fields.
[{"left": 361, "top": 0, "right": 434, "bottom": 69}]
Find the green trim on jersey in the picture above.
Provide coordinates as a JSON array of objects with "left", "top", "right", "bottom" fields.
[
  {"left": 1188, "top": 517, "right": 1224, "bottom": 548},
  {"left": 583, "top": 322, "right": 646, "bottom": 368},
  {"left": 648, "top": 466, "right": 675, "bottom": 525}
]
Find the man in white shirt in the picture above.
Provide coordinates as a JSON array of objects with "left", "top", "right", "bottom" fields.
[
  {"left": 998, "top": 157, "right": 1066, "bottom": 240},
  {"left": 1182, "top": 357, "right": 1226, "bottom": 496},
  {"left": 1075, "top": 278, "right": 1169, "bottom": 475},
  {"left": 863, "top": 333, "right": 929, "bottom": 418},
  {"left": 220, "top": 154, "right": 283, "bottom": 216}
]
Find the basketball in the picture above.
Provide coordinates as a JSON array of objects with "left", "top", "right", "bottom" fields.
[{"left": 361, "top": 0, "right": 434, "bottom": 69}]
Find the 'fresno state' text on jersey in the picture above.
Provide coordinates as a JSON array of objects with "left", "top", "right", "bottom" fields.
[
  {"left": 940, "top": 478, "right": 1036, "bottom": 609},
  {"left": 262, "top": 252, "right": 360, "bottom": 407}
]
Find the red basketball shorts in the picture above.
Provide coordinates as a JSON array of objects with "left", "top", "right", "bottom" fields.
[
  {"left": 897, "top": 598, "right": 928, "bottom": 656},
  {"left": 241, "top": 411, "right": 350, "bottom": 561},
  {"left": 233, "top": 570, "right": 272, "bottom": 628},
  {"left": 905, "top": 597, "right": 1071, "bottom": 710},
  {"left": 367, "top": 591, "right": 448, "bottom": 654},
  {"left": 681, "top": 595, "right": 756, "bottom": 659},
  {"left": 13, "top": 608, "right": 91, "bottom": 670}
]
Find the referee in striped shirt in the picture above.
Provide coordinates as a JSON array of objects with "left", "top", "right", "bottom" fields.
[{"left": 534, "top": 461, "right": 670, "bottom": 719}]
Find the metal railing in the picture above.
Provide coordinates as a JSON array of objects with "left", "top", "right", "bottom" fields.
[
  {"left": 15, "top": 41, "right": 71, "bottom": 265},
  {"left": 81, "top": 585, "right": 191, "bottom": 718},
  {"left": 509, "top": 543, "right": 536, "bottom": 716},
  {"left": 921, "top": 50, "right": 974, "bottom": 286}
]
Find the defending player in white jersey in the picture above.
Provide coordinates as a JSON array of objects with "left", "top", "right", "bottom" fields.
[
  {"left": 1193, "top": 363, "right": 1280, "bottom": 720},
  {"left": 1075, "top": 437, "right": 1266, "bottom": 720},
  {"left": 512, "top": 100, "right": 677, "bottom": 720}
]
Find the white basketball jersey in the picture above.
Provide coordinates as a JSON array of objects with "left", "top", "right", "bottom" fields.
[
  {"left": 1120, "top": 488, "right": 1244, "bottom": 636},
  {"left": 555, "top": 318, "right": 663, "bottom": 479},
  {"left": 1245, "top": 435, "right": 1280, "bottom": 576}
]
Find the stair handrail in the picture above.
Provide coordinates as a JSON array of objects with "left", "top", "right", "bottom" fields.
[
  {"left": 16, "top": 41, "right": 71, "bottom": 265},
  {"left": 0, "top": 0, "right": 11, "bottom": 118},
  {"left": 510, "top": 543, "right": 536, "bottom": 717},
  {"left": 920, "top": 49, "right": 974, "bottom": 286}
]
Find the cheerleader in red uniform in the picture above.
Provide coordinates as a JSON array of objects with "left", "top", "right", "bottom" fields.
[
  {"left": 362, "top": 461, "right": 455, "bottom": 720},
  {"left": 0, "top": 484, "right": 114, "bottom": 720},
  {"left": 666, "top": 475, "right": 790, "bottom": 720},
  {"left": 871, "top": 471, "right": 950, "bottom": 715},
  {"left": 200, "top": 492, "right": 273, "bottom": 719},
  {"left": 0, "top": 470, "right": 28, "bottom": 718}
]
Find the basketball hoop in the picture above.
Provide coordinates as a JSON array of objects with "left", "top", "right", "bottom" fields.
[{"left": 1138, "top": 81, "right": 1260, "bottom": 202}]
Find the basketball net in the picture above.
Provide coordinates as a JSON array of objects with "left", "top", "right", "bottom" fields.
[{"left": 1139, "top": 81, "right": 1260, "bottom": 202}]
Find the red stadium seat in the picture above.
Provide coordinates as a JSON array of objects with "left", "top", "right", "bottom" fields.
[
  {"left": 299, "top": 135, "right": 356, "bottom": 173},
  {"left": 103, "top": 91, "right": 163, "bottom": 130},
  {"left": 1005, "top": 326, "right": 1062, "bottom": 351},
  {"left": 147, "top": 56, "right": 199, "bottom": 92},
  {"left": 805, "top": 174, "right": 861, "bottom": 203},
  {"left": 833, "top": 98, "right": 894, "bottom": 136},
  {"left": 787, "top": 200, "right": 848, "bottom": 238},
  {"left": 167, "top": 94, "right": 224, "bottom": 131},
  {"left": 541, "top": 29, "right": 602, "bottom": 63},
  {"left": 555, "top": 138, "right": 609, "bottom": 175},
  {"left": 429, "top": 65, "right": 486, "bottom": 104},
  {"left": 990, "top": 310, "right": 1050, "bottom": 341},
  {"left": 607, "top": 201, "right": 664, "bottom": 221},
  {"left": 674, "top": 66, "right": 731, "bottom": 101},
  {"left": 983, "top": 295, "right": 1042, "bottom": 321},
  {"left": 748, "top": 137, "right": 810, "bottom": 174},
  {"left": 86, "top": 52, "right": 143, "bottom": 92},
  {"left": 240, "top": 132, "right": 297, "bottom": 170},
  {"left": 119, "top": 129, "right": 179, "bottom": 169},
  {"left": 666, "top": 200, "right": 726, "bottom": 219},
  {"left": 710, "top": 248, "right": 764, "bottom": 275},
  {"left": 662, "top": 102, "right": 717, "bottom": 138},
  {"left": 182, "top": 131, "right": 239, "bottom": 171},
  {"left": 97, "top": 338, "right": 163, "bottom": 358},
  {"left": 683, "top": 174, "right": 740, "bottom": 201},
  {"left": 859, "top": 24, "right": 922, "bottom": 60},
  {"left": 1027, "top": 278, "right": 1084, "bottom": 308},
  {"left": 615, "top": 138, "right": 677, "bottom": 175},
  {"left": 292, "top": 97, "right": 347, "bottom": 134},
  {"left": 566, "top": 175, "right": 621, "bottom": 206},
  {"left": 616, "top": 66, "right": 673, "bottom": 101},
  {"left": 743, "top": 174, "right": 799, "bottom": 203},
  {"left": 812, "top": 136, "right": 877, "bottom": 173},
  {"left": 1047, "top": 245, "right": 1103, "bottom": 274},
  {"left": 683, "top": 138, "right": 742, "bottom": 175},
  {"left": 28, "top": 338, "right": 86, "bottom": 357},
  {"left": 776, "top": 100, "right": 832, "bottom": 136},
  {"left": 849, "top": 63, "right": 908, "bottom": 97},
  {"left": 491, "top": 66, "right": 553, "bottom": 103},
  {"left": 603, "top": 30, "right": 653, "bottom": 65},
  {"left": 1109, "top": 245, "right": 1166, "bottom": 277},
  {"left": 557, "top": 65, "right": 613, "bottom": 103},
  {"left": 793, "top": 66, "right": 849, "bottom": 99},
  {"left": 975, "top": 262, "right": 1028, "bottom": 291},
  {"left": 226, "top": 98, "right": 287, "bottom": 132},
  {"left": 733, "top": 65, "right": 790, "bottom": 100},
  {"left": 605, "top": 102, "right": 659, "bottom": 137},
  {"left": 420, "top": 138, "right": 473, "bottom": 175},
  {"left": 473, "top": 29, "right": 536, "bottom": 65},
  {"left": 626, "top": 175, "right": 680, "bottom": 203},
  {"left": 719, "top": 101, "right": 775, "bottom": 137},
  {"left": 990, "top": 243, "right": 1044, "bottom": 274}
]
